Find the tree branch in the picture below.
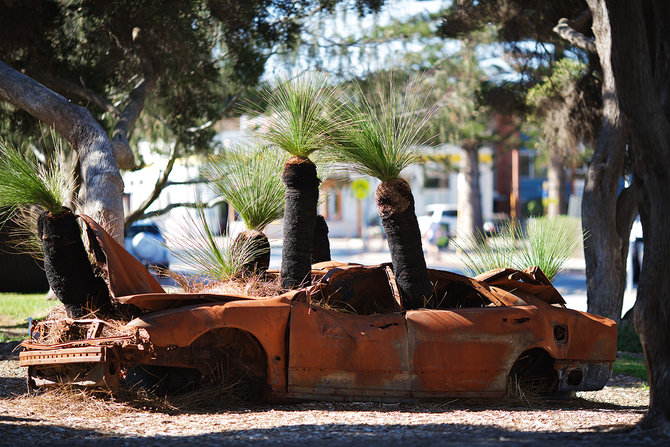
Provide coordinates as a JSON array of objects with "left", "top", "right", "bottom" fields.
[
  {"left": 111, "top": 28, "right": 156, "bottom": 170},
  {"left": 0, "top": 61, "right": 125, "bottom": 242},
  {"left": 140, "top": 197, "right": 226, "bottom": 220},
  {"left": 124, "top": 140, "right": 180, "bottom": 227},
  {"left": 553, "top": 11, "right": 596, "bottom": 54},
  {"left": 615, "top": 184, "right": 638, "bottom": 240},
  {"left": 32, "top": 73, "right": 121, "bottom": 119}
]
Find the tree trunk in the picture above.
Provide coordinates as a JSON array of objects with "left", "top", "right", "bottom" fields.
[
  {"left": 233, "top": 229, "right": 271, "bottom": 276},
  {"left": 583, "top": 0, "right": 637, "bottom": 324},
  {"left": 311, "top": 215, "right": 331, "bottom": 264},
  {"left": 0, "top": 62, "right": 125, "bottom": 243},
  {"left": 546, "top": 149, "right": 567, "bottom": 217},
  {"left": 38, "top": 209, "right": 110, "bottom": 317},
  {"left": 456, "top": 145, "right": 483, "bottom": 245},
  {"left": 280, "top": 156, "right": 319, "bottom": 289},
  {"left": 605, "top": 0, "right": 670, "bottom": 432},
  {"left": 376, "top": 178, "right": 433, "bottom": 310}
]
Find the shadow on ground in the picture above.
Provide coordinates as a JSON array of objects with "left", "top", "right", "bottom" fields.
[{"left": 0, "top": 414, "right": 665, "bottom": 447}]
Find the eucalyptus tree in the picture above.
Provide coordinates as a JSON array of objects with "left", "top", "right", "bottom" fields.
[
  {"left": 439, "top": 1, "right": 635, "bottom": 325},
  {"left": 333, "top": 74, "right": 437, "bottom": 309},
  {"left": 525, "top": 58, "right": 594, "bottom": 217},
  {"left": 203, "top": 144, "right": 286, "bottom": 274},
  {"left": 0, "top": 0, "right": 385, "bottom": 242},
  {"left": 256, "top": 72, "right": 346, "bottom": 289}
]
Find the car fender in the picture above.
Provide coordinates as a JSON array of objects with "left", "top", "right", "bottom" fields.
[{"left": 126, "top": 293, "right": 296, "bottom": 390}]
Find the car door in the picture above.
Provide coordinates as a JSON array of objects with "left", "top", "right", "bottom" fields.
[
  {"left": 406, "top": 306, "right": 538, "bottom": 397},
  {"left": 287, "top": 300, "right": 410, "bottom": 399}
]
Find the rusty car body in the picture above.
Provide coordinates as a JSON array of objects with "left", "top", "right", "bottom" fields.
[{"left": 19, "top": 216, "right": 617, "bottom": 401}]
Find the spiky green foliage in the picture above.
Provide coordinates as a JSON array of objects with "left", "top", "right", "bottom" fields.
[
  {"left": 167, "top": 207, "right": 268, "bottom": 280},
  {"left": 520, "top": 216, "right": 584, "bottom": 280},
  {"left": 331, "top": 74, "right": 436, "bottom": 181},
  {"left": 256, "top": 71, "right": 348, "bottom": 158},
  {"left": 457, "top": 216, "right": 584, "bottom": 280},
  {"left": 202, "top": 145, "right": 286, "bottom": 232},
  {"left": 0, "top": 139, "right": 74, "bottom": 216}
]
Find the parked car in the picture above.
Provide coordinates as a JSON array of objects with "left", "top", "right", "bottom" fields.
[
  {"left": 124, "top": 221, "right": 169, "bottom": 271},
  {"left": 418, "top": 204, "right": 458, "bottom": 237},
  {"left": 19, "top": 215, "right": 617, "bottom": 401}
]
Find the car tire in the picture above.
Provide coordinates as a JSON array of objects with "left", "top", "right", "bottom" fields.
[
  {"left": 190, "top": 328, "right": 268, "bottom": 402},
  {"left": 508, "top": 349, "right": 558, "bottom": 397}
]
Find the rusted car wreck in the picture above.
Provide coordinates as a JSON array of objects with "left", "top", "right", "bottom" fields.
[{"left": 20, "top": 216, "right": 617, "bottom": 401}]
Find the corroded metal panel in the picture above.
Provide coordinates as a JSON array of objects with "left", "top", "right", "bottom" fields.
[
  {"left": 80, "top": 215, "right": 165, "bottom": 297},
  {"left": 287, "top": 301, "right": 410, "bottom": 398},
  {"left": 406, "top": 307, "right": 540, "bottom": 396}
]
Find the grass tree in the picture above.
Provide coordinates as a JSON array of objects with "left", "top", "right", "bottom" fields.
[
  {"left": 0, "top": 140, "right": 109, "bottom": 316},
  {"left": 167, "top": 206, "right": 268, "bottom": 281},
  {"left": 257, "top": 72, "right": 346, "bottom": 289},
  {"left": 457, "top": 216, "right": 584, "bottom": 281},
  {"left": 333, "top": 75, "right": 437, "bottom": 309},
  {"left": 202, "top": 144, "right": 286, "bottom": 274}
]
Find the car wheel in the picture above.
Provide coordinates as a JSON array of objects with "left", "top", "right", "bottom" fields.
[
  {"left": 508, "top": 348, "right": 558, "bottom": 397},
  {"left": 190, "top": 328, "right": 268, "bottom": 402}
]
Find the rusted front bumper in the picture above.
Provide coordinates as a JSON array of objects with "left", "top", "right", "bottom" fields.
[
  {"left": 19, "top": 343, "right": 149, "bottom": 388},
  {"left": 555, "top": 360, "right": 612, "bottom": 392}
]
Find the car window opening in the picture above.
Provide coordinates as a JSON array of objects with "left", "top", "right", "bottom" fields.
[{"left": 310, "top": 266, "right": 497, "bottom": 315}]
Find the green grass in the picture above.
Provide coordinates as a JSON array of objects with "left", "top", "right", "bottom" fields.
[
  {"left": 613, "top": 353, "right": 648, "bottom": 382},
  {"left": 0, "top": 292, "right": 55, "bottom": 342}
]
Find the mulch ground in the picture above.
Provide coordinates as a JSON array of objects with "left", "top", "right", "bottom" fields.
[{"left": 0, "top": 342, "right": 664, "bottom": 446}]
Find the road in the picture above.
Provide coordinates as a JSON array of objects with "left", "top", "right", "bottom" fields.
[{"left": 164, "top": 236, "right": 637, "bottom": 318}]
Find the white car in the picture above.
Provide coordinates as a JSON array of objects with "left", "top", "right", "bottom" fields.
[{"left": 417, "top": 204, "right": 458, "bottom": 237}]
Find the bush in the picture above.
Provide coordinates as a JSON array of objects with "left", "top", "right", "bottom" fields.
[{"left": 617, "top": 323, "right": 643, "bottom": 353}]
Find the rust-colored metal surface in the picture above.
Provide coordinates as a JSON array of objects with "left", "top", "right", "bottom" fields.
[
  {"left": 287, "top": 301, "right": 410, "bottom": 399},
  {"left": 20, "top": 216, "right": 617, "bottom": 401},
  {"left": 80, "top": 214, "right": 165, "bottom": 297}
]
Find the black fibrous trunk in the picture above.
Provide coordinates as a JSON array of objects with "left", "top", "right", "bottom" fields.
[
  {"left": 38, "top": 210, "right": 110, "bottom": 317},
  {"left": 280, "top": 157, "right": 319, "bottom": 289},
  {"left": 233, "top": 229, "right": 271, "bottom": 276},
  {"left": 311, "top": 215, "right": 331, "bottom": 264},
  {"left": 376, "top": 178, "right": 433, "bottom": 310}
]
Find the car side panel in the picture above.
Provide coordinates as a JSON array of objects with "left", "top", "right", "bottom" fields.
[
  {"left": 287, "top": 301, "right": 410, "bottom": 399},
  {"left": 127, "top": 295, "right": 292, "bottom": 391},
  {"left": 406, "top": 307, "right": 543, "bottom": 397}
]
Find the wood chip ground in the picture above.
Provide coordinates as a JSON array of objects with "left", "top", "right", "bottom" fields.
[{"left": 0, "top": 343, "right": 663, "bottom": 446}]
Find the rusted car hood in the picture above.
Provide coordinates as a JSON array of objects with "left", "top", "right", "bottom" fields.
[
  {"left": 475, "top": 266, "right": 566, "bottom": 306},
  {"left": 80, "top": 215, "right": 165, "bottom": 298}
]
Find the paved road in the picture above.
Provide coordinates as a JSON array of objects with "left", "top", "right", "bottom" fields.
[{"left": 164, "top": 237, "right": 637, "bottom": 318}]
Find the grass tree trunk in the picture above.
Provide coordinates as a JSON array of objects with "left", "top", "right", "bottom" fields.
[
  {"left": 311, "top": 215, "right": 331, "bottom": 264},
  {"left": 376, "top": 178, "right": 433, "bottom": 310},
  {"left": 281, "top": 157, "right": 319, "bottom": 289},
  {"left": 38, "top": 209, "right": 110, "bottom": 317},
  {"left": 233, "top": 229, "right": 271, "bottom": 276}
]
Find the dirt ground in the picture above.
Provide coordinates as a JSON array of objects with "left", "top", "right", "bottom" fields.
[{"left": 0, "top": 342, "right": 664, "bottom": 446}]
